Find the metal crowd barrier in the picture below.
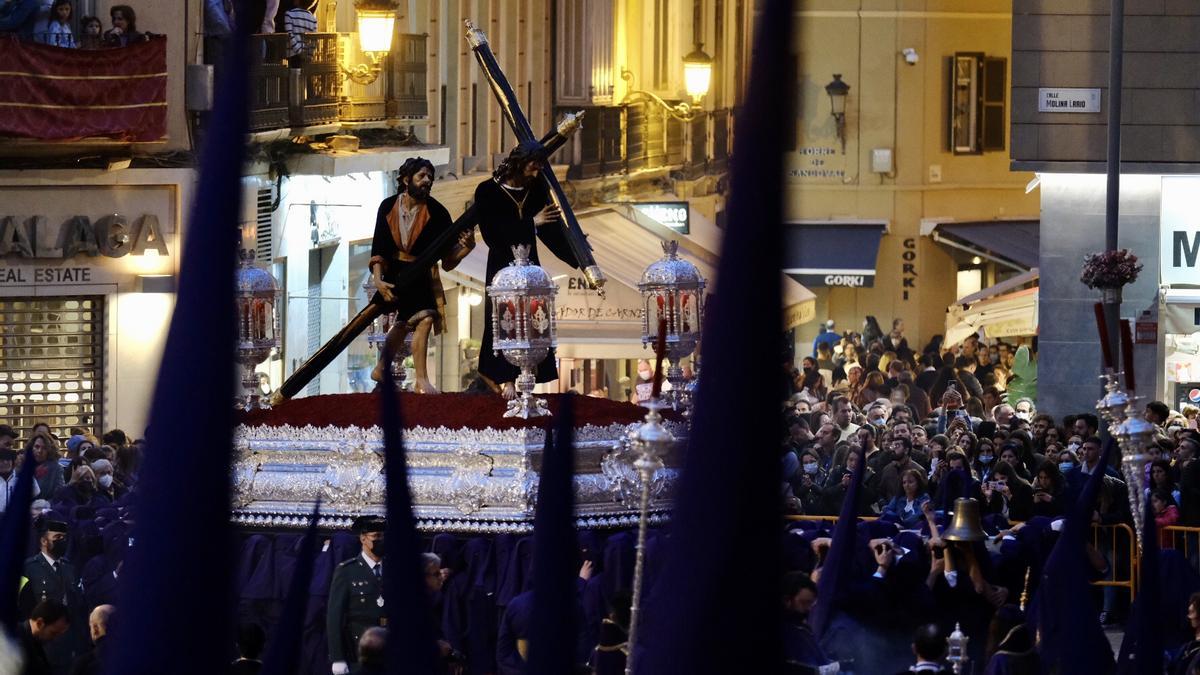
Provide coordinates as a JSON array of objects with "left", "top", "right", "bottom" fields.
[{"left": 783, "top": 515, "right": 1139, "bottom": 602}]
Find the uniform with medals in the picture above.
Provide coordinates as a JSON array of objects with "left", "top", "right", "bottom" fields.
[
  {"left": 19, "top": 519, "right": 82, "bottom": 673},
  {"left": 326, "top": 517, "right": 387, "bottom": 670}
]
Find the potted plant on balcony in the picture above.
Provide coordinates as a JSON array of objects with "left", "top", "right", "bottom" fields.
[{"left": 1080, "top": 248, "right": 1143, "bottom": 304}]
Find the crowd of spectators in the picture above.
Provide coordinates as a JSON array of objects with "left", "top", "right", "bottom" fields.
[
  {"left": 0, "top": 0, "right": 153, "bottom": 48},
  {"left": 0, "top": 423, "right": 140, "bottom": 675},
  {"left": 776, "top": 317, "right": 1200, "bottom": 672}
]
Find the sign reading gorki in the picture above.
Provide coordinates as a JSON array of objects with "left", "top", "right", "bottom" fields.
[
  {"left": 1161, "top": 177, "right": 1200, "bottom": 286},
  {"left": 0, "top": 213, "right": 170, "bottom": 259}
]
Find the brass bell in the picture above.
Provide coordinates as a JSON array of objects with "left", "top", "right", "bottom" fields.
[{"left": 942, "top": 497, "right": 986, "bottom": 542}]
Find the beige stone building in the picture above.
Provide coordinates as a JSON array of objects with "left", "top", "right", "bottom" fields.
[{"left": 787, "top": 1, "right": 1039, "bottom": 358}]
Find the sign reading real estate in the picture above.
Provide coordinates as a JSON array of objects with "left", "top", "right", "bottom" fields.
[{"left": 1161, "top": 176, "right": 1200, "bottom": 286}]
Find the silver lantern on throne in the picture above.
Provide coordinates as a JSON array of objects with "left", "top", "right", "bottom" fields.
[
  {"left": 235, "top": 231, "right": 280, "bottom": 411},
  {"left": 638, "top": 240, "right": 705, "bottom": 411},
  {"left": 487, "top": 245, "right": 559, "bottom": 418},
  {"left": 362, "top": 279, "right": 414, "bottom": 390}
]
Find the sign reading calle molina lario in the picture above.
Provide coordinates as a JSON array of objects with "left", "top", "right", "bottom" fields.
[{"left": 1161, "top": 177, "right": 1200, "bottom": 287}]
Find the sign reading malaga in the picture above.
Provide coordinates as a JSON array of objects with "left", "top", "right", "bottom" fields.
[
  {"left": 1161, "top": 177, "right": 1200, "bottom": 286},
  {"left": 0, "top": 213, "right": 170, "bottom": 259}
]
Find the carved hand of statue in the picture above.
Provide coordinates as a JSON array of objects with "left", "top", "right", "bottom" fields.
[
  {"left": 532, "top": 204, "right": 560, "bottom": 227},
  {"left": 373, "top": 276, "right": 396, "bottom": 303}
]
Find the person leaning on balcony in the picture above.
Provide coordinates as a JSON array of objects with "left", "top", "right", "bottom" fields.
[
  {"left": 0, "top": 0, "right": 40, "bottom": 39},
  {"left": 102, "top": 4, "right": 148, "bottom": 46},
  {"left": 282, "top": 0, "right": 316, "bottom": 68}
]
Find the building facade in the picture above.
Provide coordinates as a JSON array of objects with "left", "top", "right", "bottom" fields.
[
  {"left": 786, "top": 1, "right": 1040, "bottom": 360},
  {"left": 1012, "top": 0, "right": 1200, "bottom": 416}
]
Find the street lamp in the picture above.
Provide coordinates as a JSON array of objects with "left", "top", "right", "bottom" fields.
[
  {"left": 682, "top": 44, "right": 713, "bottom": 104},
  {"left": 344, "top": 1, "right": 398, "bottom": 85},
  {"left": 825, "top": 73, "right": 850, "bottom": 153}
]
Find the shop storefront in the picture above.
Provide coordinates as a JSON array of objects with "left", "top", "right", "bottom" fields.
[
  {"left": 1036, "top": 173, "right": 1200, "bottom": 416},
  {"left": 1159, "top": 177, "right": 1200, "bottom": 412},
  {"left": 0, "top": 169, "right": 193, "bottom": 439}
]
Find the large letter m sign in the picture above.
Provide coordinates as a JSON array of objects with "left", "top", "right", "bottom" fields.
[{"left": 1175, "top": 230, "right": 1200, "bottom": 268}]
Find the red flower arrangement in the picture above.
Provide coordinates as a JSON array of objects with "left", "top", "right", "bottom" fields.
[{"left": 1080, "top": 249, "right": 1143, "bottom": 289}]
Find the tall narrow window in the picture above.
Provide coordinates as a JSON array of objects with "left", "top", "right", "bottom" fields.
[{"left": 949, "top": 52, "right": 1007, "bottom": 154}]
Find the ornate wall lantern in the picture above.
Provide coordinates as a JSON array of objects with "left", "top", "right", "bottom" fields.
[
  {"left": 344, "top": 0, "right": 398, "bottom": 85},
  {"left": 487, "top": 245, "right": 559, "bottom": 418},
  {"left": 825, "top": 73, "right": 850, "bottom": 153}
]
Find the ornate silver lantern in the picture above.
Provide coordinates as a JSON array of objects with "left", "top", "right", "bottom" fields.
[
  {"left": 486, "top": 245, "right": 558, "bottom": 418},
  {"left": 638, "top": 240, "right": 705, "bottom": 411},
  {"left": 362, "top": 280, "right": 414, "bottom": 390},
  {"left": 235, "top": 245, "right": 280, "bottom": 411}
]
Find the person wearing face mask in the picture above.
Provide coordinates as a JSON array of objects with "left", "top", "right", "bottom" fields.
[
  {"left": 52, "top": 465, "right": 108, "bottom": 509},
  {"left": 793, "top": 449, "right": 829, "bottom": 514},
  {"left": 18, "top": 520, "right": 79, "bottom": 660},
  {"left": 1, "top": 445, "right": 41, "bottom": 516},
  {"left": 328, "top": 516, "right": 388, "bottom": 675},
  {"left": 88, "top": 459, "right": 123, "bottom": 503},
  {"left": 631, "top": 359, "right": 670, "bottom": 404}
]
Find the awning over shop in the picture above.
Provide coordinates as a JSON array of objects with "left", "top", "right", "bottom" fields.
[
  {"left": 1163, "top": 289, "right": 1200, "bottom": 335},
  {"left": 446, "top": 207, "right": 818, "bottom": 334},
  {"left": 930, "top": 220, "right": 1039, "bottom": 271},
  {"left": 782, "top": 221, "right": 887, "bottom": 288},
  {"left": 945, "top": 273, "right": 1039, "bottom": 347}
]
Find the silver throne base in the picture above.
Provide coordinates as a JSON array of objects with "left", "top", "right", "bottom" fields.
[{"left": 231, "top": 421, "right": 683, "bottom": 534}]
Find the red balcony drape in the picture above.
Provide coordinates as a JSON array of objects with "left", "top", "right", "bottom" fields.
[{"left": 0, "top": 34, "right": 167, "bottom": 142}]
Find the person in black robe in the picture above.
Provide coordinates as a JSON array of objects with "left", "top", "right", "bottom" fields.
[
  {"left": 475, "top": 141, "right": 582, "bottom": 397},
  {"left": 368, "top": 157, "right": 474, "bottom": 393}
]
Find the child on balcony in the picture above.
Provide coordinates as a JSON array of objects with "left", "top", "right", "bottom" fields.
[
  {"left": 79, "top": 14, "right": 102, "bottom": 48},
  {"left": 283, "top": 0, "right": 317, "bottom": 69},
  {"left": 43, "top": 0, "right": 75, "bottom": 47}
]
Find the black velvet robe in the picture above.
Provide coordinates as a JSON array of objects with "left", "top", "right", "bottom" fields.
[{"left": 474, "top": 178, "right": 581, "bottom": 384}]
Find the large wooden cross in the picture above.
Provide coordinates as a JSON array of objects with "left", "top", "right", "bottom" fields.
[{"left": 464, "top": 19, "right": 607, "bottom": 296}]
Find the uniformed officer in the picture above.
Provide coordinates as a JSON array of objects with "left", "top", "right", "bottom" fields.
[
  {"left": 327, "top": 515, "right": 386, "bottom": 675},
  {"left": 19, "top": 519, "right": 82, "bottom": 672}
]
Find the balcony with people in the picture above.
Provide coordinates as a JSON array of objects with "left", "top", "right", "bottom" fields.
[{"left": 0, "top": 1, "right": 169, "bottom": 147}]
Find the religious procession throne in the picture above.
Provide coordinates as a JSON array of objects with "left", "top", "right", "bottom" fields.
[{"left": 230, "top": 393, "right": 684, "bottom": 534}]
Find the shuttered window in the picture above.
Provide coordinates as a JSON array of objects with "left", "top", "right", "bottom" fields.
[
  {"left": 948, "top": 52, "right": 1007, "bottom": 155},
  {"left": 0, "top": 297, "right": 104, "bottom": 440}
]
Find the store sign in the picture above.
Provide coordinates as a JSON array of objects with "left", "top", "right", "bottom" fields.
[
  {"left": 557, "top": 276, "right": 641, "bottom": 322},
  {"left": 1161, "top": 177, "right": 1200, "bottom": 286},
  {"left": 0, "top": 213, "right": 169, "bottom": 259},
  {"left": 1136, "top": 311, "right": 1158, "bottom": 344},
  {"left": 901, "top": 237, "right": 917, "bottom": 300},
  {"left": 1037, "top": 88, "right": 1101, "bottom": 113},
  {"left": 632, "top": 202, "right": 689, "bottom": 234}
]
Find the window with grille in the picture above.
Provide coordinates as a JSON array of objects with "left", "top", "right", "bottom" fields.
[{"left": 0, "top": 297, "right": 104, "bottom": 441}]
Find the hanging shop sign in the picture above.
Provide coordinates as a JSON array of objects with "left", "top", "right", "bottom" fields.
[{"left": 632, "top": 202, "right": 690, "bottom": 234}]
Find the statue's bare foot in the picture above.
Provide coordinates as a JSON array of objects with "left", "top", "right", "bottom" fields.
[
  {"left": 414, "top": 377, "right": 440, "bottom": 394},
  {"left": 370, "top": 363, "right": 385, "bottom": 383},
  {"left": 501, "top": 382, "right": 517, "bottom": 400}
]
